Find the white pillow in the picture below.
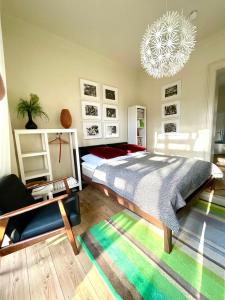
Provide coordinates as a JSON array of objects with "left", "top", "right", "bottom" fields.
[{"left": 81, "top": 154, "right": 105, "bottom": 166}]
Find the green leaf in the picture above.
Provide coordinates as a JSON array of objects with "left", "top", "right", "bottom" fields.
[{"left": 16, "top": 93, "right": 49, "bottom": 120}]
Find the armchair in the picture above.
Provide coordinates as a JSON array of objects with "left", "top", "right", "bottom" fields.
[{"left": 0, "top": 174, "right": 80, "bottom": 257}]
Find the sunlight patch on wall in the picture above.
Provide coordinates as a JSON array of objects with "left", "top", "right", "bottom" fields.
[
  {"left": 193, "top": 129, "right": 210, "bottom": 152},
  {"left": 168, "top": 143, "right": 191, "bottom": 151},
  {"left": 154, "top": 130, "right": 210, "bottom": 160}
]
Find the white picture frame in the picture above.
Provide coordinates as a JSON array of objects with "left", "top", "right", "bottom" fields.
[
  {"left": 104, "top": 122, "right": 119, "bottom": 138},
  {"left": 161, "top": 80, "right": 181, "bottom": 101},
  {"left": 80, "top": 79, "right": 100, "bottom": 101},
  {"left": 162, "top": 120, "right": 179, "bottom": 134},
  {"left": 103, "top": 85, "right": 118, "bottom": 103},
  {"left": 82, "top": 101, "right": 101, "bottom": 120},
  {"left": 103, "top": 104, "right": 118, "bottom": 121},
  {"left": 83, "top": 121, "right": 102, "bottom": 139},
  {"left": 162, "top": 101, "right": 180, "bottom": 119}
]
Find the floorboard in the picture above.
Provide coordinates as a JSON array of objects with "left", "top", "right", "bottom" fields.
[
  {"left": 26, "top": 241, "right": 64, "bottom": 300},
  {"left": 0, "top": 249, "right": 30, "bottom": 300}
]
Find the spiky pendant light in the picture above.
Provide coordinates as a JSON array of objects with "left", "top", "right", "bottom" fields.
[{"left": 140, "top": 11, "right": 197, "bottom": 79}]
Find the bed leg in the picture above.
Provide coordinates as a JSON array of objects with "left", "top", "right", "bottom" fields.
[
  {"left": 163, "top": 225, "right": 172, "bottom": 253},
  {"left": 210, "top": 179, "right": 215, "bottom": 192}
]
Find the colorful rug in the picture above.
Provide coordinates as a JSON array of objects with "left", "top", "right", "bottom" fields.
[{"left": 78, "top": 199, "right": 225, "bottom": 300}]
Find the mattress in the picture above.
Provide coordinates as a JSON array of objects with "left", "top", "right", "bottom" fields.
[{"left": 82, "top": 162, "right": 97, "bottom": 179}]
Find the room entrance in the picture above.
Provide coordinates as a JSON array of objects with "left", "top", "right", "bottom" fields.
[{"left": 211, "top": 67, "right": 225, "bottom": 197}]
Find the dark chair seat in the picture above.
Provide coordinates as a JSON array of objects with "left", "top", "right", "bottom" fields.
[{"left": 21, "top": 193, "right": 80, "bottom": 241}]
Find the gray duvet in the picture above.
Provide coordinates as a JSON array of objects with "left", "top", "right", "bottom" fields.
[{"left": 92, "top": 153, "right": 213, "bottom": 232}]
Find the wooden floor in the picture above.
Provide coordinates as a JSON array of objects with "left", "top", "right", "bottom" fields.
[{"left": 0, "top": 186, "right": 123, "bottom": 300}]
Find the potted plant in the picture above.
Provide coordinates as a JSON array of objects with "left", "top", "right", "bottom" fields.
[{"left": 17, "top": 94, "right": 49, "bottom": 129}]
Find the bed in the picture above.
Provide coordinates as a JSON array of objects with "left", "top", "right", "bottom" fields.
[{"left": 78, "top": 142, "right": 219, "bottom": 253}]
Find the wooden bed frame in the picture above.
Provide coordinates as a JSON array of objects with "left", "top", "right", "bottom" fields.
[{"left": 78, "top": 143, "right": 215, "bottom": 253}]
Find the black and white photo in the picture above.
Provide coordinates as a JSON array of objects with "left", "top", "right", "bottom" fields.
[
  {"left": 162, "top": 101, "right": 180, "bottom": 118},
  {"left": 161, "top": 80, "right": 181, "bottom": 101},
  {"left": 82, "top": 101, "right": 101, "bottom": 120},
  {"left": 83, "top": 121, "right": 102, "bottom": 139},
  {"left": 103, "top": 104, "right": 118, "bottom": 120},
  {"left": 80, "top": 79, "right": 100, "bottom": 101},
  {"left": 103, "top": 85, "right": 118, "bottom": 103},
  {"left": 104, "top": 122, "right": 119, "bottom": 138},
  {"left": 162, "top": 120, "right": 179, "bottom": 134}
]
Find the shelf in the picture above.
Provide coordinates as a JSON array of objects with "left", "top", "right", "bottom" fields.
[
  {"left": 14, "top": 129, "right": 77, "bottom": 134},
  {"left": 22, "top": 151, "right": 48, "bottom": 158},
  {"left": 52, "top": 182, "right": 80, "bottom": 194},
  {"left": 25, "top": 169, "right": 50, "bottom": 180}
]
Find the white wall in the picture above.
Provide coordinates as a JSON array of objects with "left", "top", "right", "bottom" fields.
[
  {"left": 0, "top": 16, "right": 11, "bottom": 177},
  {"left": 2, "top": 15, "right": 138, "bottom": 177},
  {"left": 3, "top": 14, "right": 225, "bottom": 179},
  {"left": 138, "top": 29, "right": 225, "bottom": 160}
]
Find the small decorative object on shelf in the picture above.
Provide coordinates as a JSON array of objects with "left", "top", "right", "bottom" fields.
[
  {"left": 60, "top": 109, "right": 72, "bottom": 128},
  {"left": 16, "top": 93, "right": 49, "bottom": 129}
]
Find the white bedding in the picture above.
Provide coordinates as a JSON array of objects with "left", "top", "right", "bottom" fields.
[
  {"left": 82, "top": 162, "right": 98, "bottom": 178},
  {"left": 81, "top": 151, "right": 149, "bottom": 179}
]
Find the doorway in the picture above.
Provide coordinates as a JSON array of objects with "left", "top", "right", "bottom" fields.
[{"left": 211, "top": 68, "right": 225, "bottom": 197}]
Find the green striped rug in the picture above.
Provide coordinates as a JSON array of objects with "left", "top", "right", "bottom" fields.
[{"left": 78, "top": 199, "right": 225, "bottom": 300}]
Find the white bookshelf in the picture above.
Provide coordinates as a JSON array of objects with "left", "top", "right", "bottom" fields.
[
  {"left": 14, "top": 128, "right": 82, "bottom": 191},
  {"left": 128, "top": 105, "right": 146, "bottom": 147}
]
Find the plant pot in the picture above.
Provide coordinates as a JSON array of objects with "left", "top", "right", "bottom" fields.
[
  {"left": 25, "top": 112, "right": 37, "bottom": 129},
  {"left": 60, "top": 109, "right": 72, "bottom": 128}
]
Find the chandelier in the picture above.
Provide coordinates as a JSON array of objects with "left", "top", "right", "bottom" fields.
[{"left": 140, "top": 11, "right": 197, "bottom": 79}]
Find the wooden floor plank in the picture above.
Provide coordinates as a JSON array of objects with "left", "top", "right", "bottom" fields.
[
  {"left": 48, "top": 236, "right": 99, "bottom": 300},
  {"left": 26, "top": 241, "right": 64, "bottom": 300},
  {"left": 77, "top": 234, "right": 114, "bottom": 300},
  {"left": 0, "top": 249, "right": 30, "bottom": 300}
]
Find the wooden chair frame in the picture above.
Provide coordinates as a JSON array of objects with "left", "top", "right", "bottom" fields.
[{"left": 0, "top": 177, "right": 79, "bottom": 257}]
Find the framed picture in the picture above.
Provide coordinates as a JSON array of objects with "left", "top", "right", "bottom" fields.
[
  {"left": 103, "top": 85, "right": 118, "bottom": 103},
  {"left": 162, "top": 120, "right": 179, "bottom": 134},
  {"left": 104, "top": 122, "right": 119, "bottom": 138},
  {"left": 83, "top": 121, "right": 102, "bottom": 139},
  {"left": 162, "top": 101, "right": 180, "bottom": 119},
  {"left": 80, "top": 79, "right": 100, "bottom": 101},
  {"left": 103, "top": 104, "right": 118, "bottom": 121},
  {"left": 161, "top": 80, "right": 181, "bottom": 101},
  {"left": 82, "top": 101, "right": 101, "bottom": 120}
]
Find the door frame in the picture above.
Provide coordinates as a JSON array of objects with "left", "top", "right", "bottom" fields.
[{"left": 207, "top": 59, "right": 225, "bottom": 162}]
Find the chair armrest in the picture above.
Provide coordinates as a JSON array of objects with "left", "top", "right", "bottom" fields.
[
  {"left": 26, "top": 177, "right": 70, "bottom": 194},
  {"left": 0, "top": 194, "right": 69, "bottom": 221}
]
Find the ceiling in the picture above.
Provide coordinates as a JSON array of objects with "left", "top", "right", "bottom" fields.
[{"left": 2, "top": 0, "right": 225, "bottom": 69}]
